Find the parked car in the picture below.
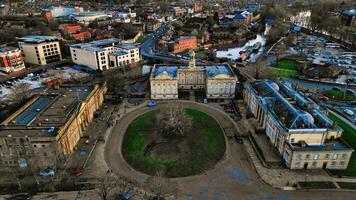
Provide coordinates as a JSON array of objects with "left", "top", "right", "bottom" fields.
[
  {"left": 40, "top": 169, "right": 55, "bottom": 177},
  {"left": 224, "top": 108, "right": 235, "bottom": 113},
  {"left": 147, "top": 100, "right": 156, "bottom": 108},
  {"left": 115, "top": 192, "right": 132, "bottom": 200},
  {"left": 9, "top": 193, "right": 32, "bottom": 200},
  {"left": 234, "top": 133, "right": 243, "bottom": 144},
  {"left": 344, "top": 109, "right": 354, "bottom": 116},
  {"left": 73, "top": 167, "right": 82, "bottom": 177}
]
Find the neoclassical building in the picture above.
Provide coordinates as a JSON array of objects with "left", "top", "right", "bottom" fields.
[{"left": 150, "top": 52, "right": 238, "bottom": 99}]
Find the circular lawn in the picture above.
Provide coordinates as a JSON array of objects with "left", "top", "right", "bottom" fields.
[{"left": 121, "top": 107, "right": 226, "bottom": 178}]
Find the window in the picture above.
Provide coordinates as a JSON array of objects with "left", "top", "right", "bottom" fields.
[
  {"left": 305, "top": 154, "right": 310, "bottom": 160},
  {"left": 42, "top": 144, "right": 45, "bottom": 147},
  {"left": 295, "top": 162, "right": 300, "bottom": 168},
  {"left": 313, "top": 154, "right": 319, "bottom": 160},
  {"left": 325, "top": 154, "right": 330, "bottom": 159},
  {"left": 332, "top": 154, "right": 338, "bottom": 160},
  {"left": 296, "top": 154, "right": 302, "bottom": 161},
  {"left": 340, "top": 161, "right": 345, "bottom": 166},
  {"left": 331, "top": 161, "right": 336, "bottom": 166},
  {"left": 312, "top": 162, "right": 317, "bottom": 167},
  {"left": 342, "top": 154, "right": 347, "bottom": 159},
  {"left": 33, "top": 145, "right": 37, "bottom": 148},
  {"left": 43, "top": 152, "right": 47, "bottom": 156}
]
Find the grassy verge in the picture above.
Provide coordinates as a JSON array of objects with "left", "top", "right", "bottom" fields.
[
  {"left": 299, "top": 181, "right": 337, "bottom": 189},
  {"left": 274, "top": 59, "right": 300, "bottom": 70},
  {"left": 328, "top": 113, "right": 356, "bottom": 177},
  {"left": 136, "top": 35, "right": 149, "bottom": 44},
  {"left": 322, "top": 89, "right": 356, "bottom": 101},
  {"left": 195, "top": 50, "right": 208, "bottom": 59},
  {"left": 337, "top": 182, "right": 356, "bottom": 190},
  {"left": 267, "top": 67, "right": 300, "bottom": 78}
]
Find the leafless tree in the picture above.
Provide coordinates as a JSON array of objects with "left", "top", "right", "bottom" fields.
[
  {"left": 96, "top": 172, "right": 135, "bottom": 200},
  {"left": 156, "top": 104, "right": 192, "bottom": 137}
]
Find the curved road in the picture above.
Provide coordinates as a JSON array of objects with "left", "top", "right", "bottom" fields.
[{"left": 104, "top": 101, "right": 356, "bottom": 200}]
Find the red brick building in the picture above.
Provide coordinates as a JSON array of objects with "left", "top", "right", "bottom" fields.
[
  {"left": 0, "top": 48, "right": 25, "bottom": 73},
  {"left": 168, "top": 36, "right": 197, "bottom": 53}
]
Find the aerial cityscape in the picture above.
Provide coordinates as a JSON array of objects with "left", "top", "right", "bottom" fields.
[{"left": 0, "top": 0, "right": 355, "bottom": 199}]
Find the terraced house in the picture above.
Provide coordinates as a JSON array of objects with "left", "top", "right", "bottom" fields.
[
  {"left": 150, "top": 52, "right": 238, "bottom": 99},
  {"left": 244, "top": 80, "right": 354, "bottom": 170},
  {"left": 0, "top": 83, "right": 107, "bottom": 169}
]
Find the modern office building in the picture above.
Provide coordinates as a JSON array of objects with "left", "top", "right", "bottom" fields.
[
  {"left": 0, "top": 83, "right": 107, "bottom": 169},
  {"left": 17, "top": 36, "right": 62, "bottom": 65},
  {"left": 70, "top": 38, "right": 140, "bottom": 71},
  {"left": 0, "top": 47, "right": 26, "bottom": 73},
  {"left": 150, "top": 52, "right": 238, "bottom": 99},
  {"left": 244, "top": 80, "right": 354, "bottom": 170}
]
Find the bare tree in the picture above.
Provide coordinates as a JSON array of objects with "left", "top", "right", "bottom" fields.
[
  {"left": 156, "top": 104, "right": 192, "bottom": 137},
  {"left": 96, "top": 172, "right": 135, "bottom": 200}
]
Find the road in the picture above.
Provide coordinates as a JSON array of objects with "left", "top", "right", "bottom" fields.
[
  {"left": 140, "top": 23, "right": 209, "bottom": 65},
  {"left": 282, "top": 78, "right": 356, "bottom": 91},
  {"left": 104, "top": 100, "right": 356, "bottom": 200}
]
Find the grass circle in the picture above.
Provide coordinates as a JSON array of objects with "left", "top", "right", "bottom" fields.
[{"left": 122, "top": 106, "right": 226, "bottom": 177}]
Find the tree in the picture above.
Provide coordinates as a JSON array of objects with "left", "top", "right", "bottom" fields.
[
  {"left": 96, "top": 172, "right": 134, "bottom": 200},
  {"left": 156, "top": 104, "right": 192, "bottom": 137}
]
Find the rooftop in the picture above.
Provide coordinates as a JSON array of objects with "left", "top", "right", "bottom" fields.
[
  {"left": 17, "top": 36, "right": 59, "bottom": 43},
  {"left": 206, "top": 65, "right": 233, "bottom": 78},
  {"left": 70, "top": 38, "right": 121, "bottom": 52},
  {"left": 289, "top": 139, "right": 353, "bottom": 152},
  {"left": 151, "top": 64, "right": 235, "bottom": 79},
  {"left": 342, "top": 8, "right": 356, "bottom": 16},
  {"left": 152, "top": 66, "right": 178, "bottom": 78},
  {"left": 0, "top": 85, "right": 95, "bottom": 137},
  {"left": 246, "top": 80, "right": 340, "bottom": 132}
]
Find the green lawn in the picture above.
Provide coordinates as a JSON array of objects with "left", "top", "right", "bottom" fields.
[
  {"left": 136, "top": 35, "right": 149, "bottom": 44},
  {"left": 122, "top": 108, "right": 225, "bottom": 177},
  {"left": 267, "top": 67, "right": 300, "bottom": 78},
  {"left": 328, "top": 113, "right": 356, "bottom": 177},
  {"left": 299, "top": 181, "right": 337, "bottom": 189},
  {"left": 195, "top": 50, "right": 208, "bottom": 59},
  {"left": 322, "top": 89, "right": 356, "bottom": 101},
  {"left": 274, "top": 59, "right": 300, "bottom": 70},
  {"left": 337, "top": 182, "right": 356, "bottom": 190},
  {"left": 122, "top": 110, "right": 181, "bottom": 169}
]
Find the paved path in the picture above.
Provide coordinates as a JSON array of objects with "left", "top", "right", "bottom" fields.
[{"left": 103, "top": 100, "right": 356, "bottom": 200}]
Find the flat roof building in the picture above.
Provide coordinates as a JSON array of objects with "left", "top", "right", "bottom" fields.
[
  {"left": 0, "top": 83, "right": 107, "bottom": 169},
  {"left": 0, "top": 47, "right": 25, "bottom": 73},
  {"left": 244, "top": 80, "right": 354, "bottom": 170},
  {"left": 17, "top": 36, "right": 62, "bottom": 66},
  {"left": 70, "top": 38, "right": 140, "bottom": 71}
]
